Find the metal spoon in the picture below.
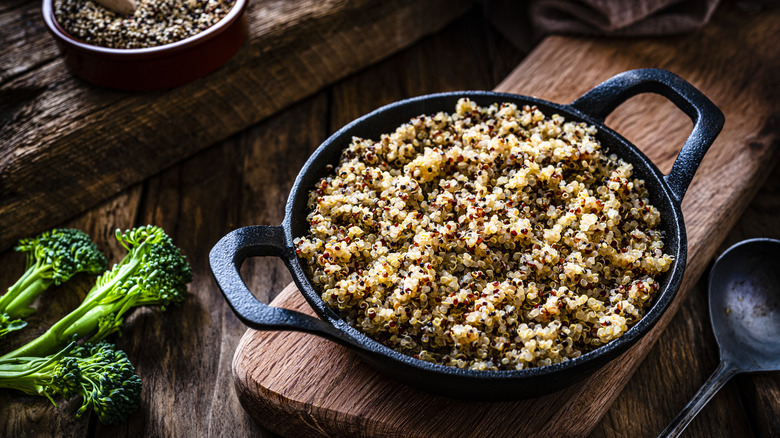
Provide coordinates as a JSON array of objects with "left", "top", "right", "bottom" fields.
[{"left": 659, "top": 238, "right": 780, "bottom": 437}]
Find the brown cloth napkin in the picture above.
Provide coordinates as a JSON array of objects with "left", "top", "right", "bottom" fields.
[
  {"left": 529, "top": 0, "right": 721, "bottom": 37},
  {"left": 487, "top": 0, "right": 724, "bottom": 54}
]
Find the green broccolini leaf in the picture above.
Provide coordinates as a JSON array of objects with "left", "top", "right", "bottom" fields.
[{"left": 0, "top": 315, "right": 27, "bottom": 338}]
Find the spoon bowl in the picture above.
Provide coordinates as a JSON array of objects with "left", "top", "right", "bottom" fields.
[
  {"left": 660, "top": 238, "right": 780, "bottom": 437},
  {"left": 709, "top": 238, "right": 780, "bottom": 370}
]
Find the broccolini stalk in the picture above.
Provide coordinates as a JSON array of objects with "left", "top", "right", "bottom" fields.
[
  {"left": 0, "top": 229, "right": 106, "bottom": 338},
  {"left": 0, "top": 341, "right": 142, "bottom": 425},
  {"left": 1, "top": 226, "right": 191, "bottom": 359}
]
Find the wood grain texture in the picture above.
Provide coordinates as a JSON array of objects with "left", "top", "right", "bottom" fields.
[
  {"left": 0, "top": 0, "right": 473, "bottom": 253},
  {"left": 592, "top": 272, "right": 754, "bottom": 437},
  {"left": 594, "top": 142, "right": 780, "bottom": 437},
  {"left": 0, "top": 96, "right": 324, "bottom": 437},
  {"left": 0, "top": 187, "right": 142, "bottom": 438},
  {"left": 232, "top": 4, "right": 780, "bottom": 437},
  {"left": 0, "top": 9, "right": 520, "bottom": 437},
  {"left": 92, "top": 94, "right": 332, "bottom": 438},
  {"left": 715, "top": 160, "right": 780, "bottom": 438},
  {"left": 2, "top": 3, "right": 777, "bottom": 437},
  {"left": 0, "top": 1, "right": 59, "bottom": 83}
]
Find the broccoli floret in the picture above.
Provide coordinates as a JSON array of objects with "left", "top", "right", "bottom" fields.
[
  {"left": 0, "top": 341, "right": 142, "bottom": 425},
  {"left": 0, "top": 229, "right": 106, "bottom": 338},
  {"left": 1, "top": 225, "right": 191, "bottom": 359}
]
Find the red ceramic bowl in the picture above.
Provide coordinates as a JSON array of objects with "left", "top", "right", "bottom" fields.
[{"left": 42, "top": 0, "right": 248, "bottom": 90}]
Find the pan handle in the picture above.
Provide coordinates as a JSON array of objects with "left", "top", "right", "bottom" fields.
[
  {"left": 570, "top": 68, "right": 724, "bottom": 203},
  {"left": 209, "top": 225, "right": 358, "bottom": 347}
]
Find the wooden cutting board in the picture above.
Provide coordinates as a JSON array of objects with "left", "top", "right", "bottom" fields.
[{"left": 232, "top": 6, "right": 780, "bottom": 437}]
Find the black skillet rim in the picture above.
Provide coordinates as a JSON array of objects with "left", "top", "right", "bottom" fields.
[{"left": 280, "top": 90, "right": 687, "bottom": 382}]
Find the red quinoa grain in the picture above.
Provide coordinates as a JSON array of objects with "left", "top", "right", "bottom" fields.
[{"left": 295, "top": 99, "right": 672, "bottom": 371}]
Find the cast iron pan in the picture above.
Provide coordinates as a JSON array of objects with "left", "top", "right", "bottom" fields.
[{"left": 209, "top": 68, "right": 724, "bottom": 400}]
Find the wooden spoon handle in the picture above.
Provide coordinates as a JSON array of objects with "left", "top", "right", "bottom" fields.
[{"left": 93, "top": 0, "right": 136, "bottom": 15}]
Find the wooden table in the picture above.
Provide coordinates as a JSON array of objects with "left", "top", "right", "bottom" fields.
[{"left": 1, "top": 2, "right": 778, "bottom": 437}]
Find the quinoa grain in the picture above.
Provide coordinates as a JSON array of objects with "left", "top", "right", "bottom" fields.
[
  {"left": 295, "top": 99, "right": 673, "bottom": 371},
  {"left": 54, "top": 0, "right": 234, "bottom": 49}
]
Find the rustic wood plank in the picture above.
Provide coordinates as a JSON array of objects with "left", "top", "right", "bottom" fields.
[
  {"left": 0, "top": 0, "right": 33, "bottom": 13},
  {"left": 329, "top": 6, "right": 525, "bottom": 130},
  {"left": 235, "top": 97, "right": 332, "bottom": 304},
  {"left": 741, "top": 373, "right": 780, "bottom": 438},
  {"left": 229, "top": 11, "right": 525, "bottom": 437},
  {"left": 0, "top": 3, "right": 59, "bottom": 83},
  {"left": 232, "top": 4, "right": 780, "bottom": 437},
  {"left": 592, "top": 281, "right": 755, "bottom": 437},
  {"left": 718, "top": 160, "right": 780, "bottom": 438},
  {"left": 594, "top": 161, "right": 780, "bottom": 437},
  {"left": 102, "top": 137, "right": 253, "bottom": 437},
  {"left": 116, "top": 13, "right": 524, "bottom": 436},
  {"left": 0, "top": 0, "right": 474, "bottom": 253},
  {"left": 330, "top": 9, "right": 524, "bottom": 128},
  {"left": 0, "top": 187, "right": 142, "bottom": 438},
  {"left": 0, "top": 9, "right": 512, "bottom": 436},
  {"left": 86, "top": 91, "right": 329, "bottom": 437}
]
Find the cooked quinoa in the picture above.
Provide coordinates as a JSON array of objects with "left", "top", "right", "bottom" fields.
[
  {"left": 54, "top": 0, "right": 234, "bottom": 49},
  {"left": 294, "top": 98, "right": 673, "bottom": 371}
]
